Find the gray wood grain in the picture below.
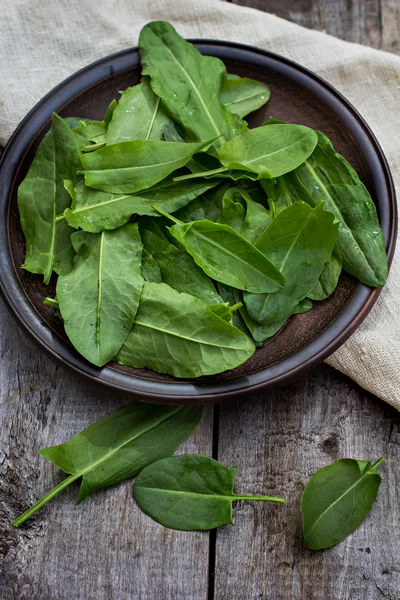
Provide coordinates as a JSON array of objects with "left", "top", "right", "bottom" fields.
[
  {"left": 231, "top": 0, "right": 400, "bottom": 51},
  {"left": 0, "top": 302, "right": 213, "bottom": 600},
  {"left": 382, "top": 0, "right": 400, "bottom": 52},
  {"left": 214, "top": 368, "right": 400, "bottom": 600}
]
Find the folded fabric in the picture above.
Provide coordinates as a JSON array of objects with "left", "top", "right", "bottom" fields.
[{"left": 1, "top": 0, "right": 399, "bottom": 408}]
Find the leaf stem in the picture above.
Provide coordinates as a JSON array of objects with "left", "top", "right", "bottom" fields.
[
  {"left": 371, "top": 456, "right": 386, "bottom": 470},
  {"left": 81, "top": 141, "right": 106, "bottom": 152},
  {"left": 55, "top": 213, "right": 65, "bottom": 222},
  {"left": 12, "top": 473, "right": 80, "bottom": 527},
  {"left": 232, "top": 495, "right": 285, "bottom": 503},
  {"left": 173, "top": 167, "right": 228, "bottom": 182},
  {"left": 152, "top": 205, "right": 183, "bottom": 224},
  {"left": 43, "top": 297, "right": 59, "bottom": 308},
  {"left": 229, "top": 302, "right": 242, "bottom": 313}
]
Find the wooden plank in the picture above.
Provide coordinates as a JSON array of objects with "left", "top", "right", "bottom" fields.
[
  {"left": 381, "top": 0, "right": 400, "bottom": 52},
  {"left": 0, "top": 301, "right": 212, "bottom": 600},
  {"left": 214, "top": 365, "right": 400, "bottom": 600},
  {"left": 230, "top": 0, "right": 383, "bottom": 48}
]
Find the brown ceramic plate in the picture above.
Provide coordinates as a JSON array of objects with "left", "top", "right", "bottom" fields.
[{"left": 0, "top": 41, "right": 396, "bottom": 404}]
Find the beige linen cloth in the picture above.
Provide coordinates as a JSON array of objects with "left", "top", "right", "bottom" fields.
[{"left": 1, "top": 0, "right": 399, "bottom": 408}]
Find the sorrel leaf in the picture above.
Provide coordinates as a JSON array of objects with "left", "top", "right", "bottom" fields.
[
  {"left": 139, "top": 21, "right": 242, "bottom": 144},
  {"left": 18, "top": 113, "right": 81, "bottom": 283},
  {"left": 116, "top": 282, "right": 255, "bottom": 378},
  {"left": 12, "top": 402, "right": 203, "bottom": 527},
  {"left": 57, "top": 222, "right": 143, "bottom": 366},
  {"left": 134, "top": 454, "right": 284, "bottom": 531},
  {"left": 301, "top": 457, "right": 385, "bottom": 550}
]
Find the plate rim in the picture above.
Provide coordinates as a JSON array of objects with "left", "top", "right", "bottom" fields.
[{"left": 0, "top": 39, "right": 397, "bottom": 404}]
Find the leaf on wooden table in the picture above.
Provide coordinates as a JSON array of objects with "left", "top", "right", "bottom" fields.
[
  {"left": 134, "top": 454, "right": 284, "bottom": 531},
  {"left": 12, "top": 402, "right": 203, "bottom": 527},
  {"left": 301, "top": 457, "right": 385, "bottom": 550}
]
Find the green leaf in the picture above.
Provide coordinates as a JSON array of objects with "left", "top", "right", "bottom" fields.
[
  {"left": 217, "top": 124, "right": 318, "bottom": 178},
  {"left": 263, "top": 175, "right": 343, "bottom": 301},
  {"left": 57, "top": 222, "right": 143, "bottom": 366},
  {"left": 217, "top": 192, "right": 246, "bottom": 232},
  {"left": 308, "top": 250, "right": 342, "bottom": 301},
  {"left": 208, "top": 301, "right": 241, "bottom": 323},
  {"left": 173, "top": 166, "right": 260, "bottom": 184},
  {"left": 217, "top": 283, "right": 250, "bottom": 337},
  {"left": 134, "top": 454, "right": 284, "bottom": 531},
  {"left": 140, "top": 218, "right": 221, "bottom": 304},
  {"left": 244, "top": 202, "right": 338, "bottom": 323},
  {"left": 43, "top": 296, "right": 59, "bottom": 308},
  {"left": 239, "top": 305, "right": 286, "bottom": 344},
  {"left": 18, "top": 113, "right": 81, "bottom": 283},
  {"left": 294, "top": 131, "right": 388, "bottom": 287},
  {"left": 141, "top": 248, "right": 162, "bottom": 283},
  {"left": 231, "top": 288, "right": 311, "bottom": 345},
  {"left": 12, "top": 402, "right": 203, "bottom": 527},
  {"left": 139, "top": 21, "right": 242, "bottom": 143},
  {"left": 219, "top": 187, "right": 272, "bottom": 244},
  {"left": 294, "top": 298, "right": 313, "bottom": 314},
  {"left": 66, "top": 117, "right": 108, "bottom": 149},
  {"left": 104, "top": 99, "right": 118, "bottom": 125},
  {"left": 71, "top": 98, "right": 117, "bottom": 149},
  {"left": 106, "top": 78, "right": 174, "bottom": 144},
  {"left": 261, "top": 171, "right": 316, "bottom": 217},
  {"left": 235, "top": 291, "right": 287, "bottom": 344},
  {"left": 116, "top": 282, "right": 255, "bottom": 378},
  {"left": 301, "top": 457, "right": 385, "bottom": 550},
  {"left": 63, "top": 176, "right": 220, "bottom": 232},
  {"left": 175, "top": 181, "right": 229, "bottom": 222},
  {"left": 162, "top": 212, "right": 285, "bottom": 294},
  {"left": 220, "top": 74, "right": 270, "bottom": 118},
  {"left": 81, "top": 138, "right": 209, "bottom": 194}
]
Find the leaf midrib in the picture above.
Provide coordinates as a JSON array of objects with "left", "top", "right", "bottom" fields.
[
  {"left": 134, "top": 319, "right": 248, "bottom": 351},
  {"left": 70, "top": 178, "right": 194, "bottom": 216},
  {"left": 225, "top": 91, "right": 266, "bottom": 108},
  {"left": 161, "top": 41, "right": 221, "bottom": 138},
  {"left": 304, "top": 468, "right": 375, "bottom": 538},
  {"left": 45, "top": 134, "right": 57, "bottom": 283},
  {"left": 303, "top": 161, "right": 371, "bottom": 268},
  {"left": 137, "top": 487, "right": 235, "bottom": 499},
  {"left": 84, "top": 154, "right": 187, "bottom": 174},
  {"left": 146, "top": 97, "right": 160, "bottom": 140},
  {"left": 70, "top": 406, "right": 182, "bottom": 478},
  {"left": 192, "top": 227, "right": 280, "bottom": 285},
  {"left": 256, "top": 209, "right": 318, "bottom": 314},
  {"left": 95, "top": 232, "right": 105, "bottom": 353},
  {"left": 237, "top": 136, "right": 309, "bottom": 167}
]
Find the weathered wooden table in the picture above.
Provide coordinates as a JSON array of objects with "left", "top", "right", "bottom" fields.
[{"left": 1, "top": 2, "right": 400, "bottom": 599}]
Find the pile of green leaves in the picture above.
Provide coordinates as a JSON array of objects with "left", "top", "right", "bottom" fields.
[{"left": 18, "top": 20, "right": 388, "bottom": 378}]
